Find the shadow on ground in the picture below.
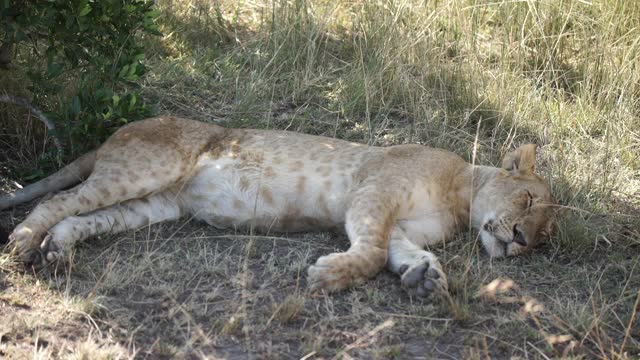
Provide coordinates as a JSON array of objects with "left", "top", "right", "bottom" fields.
[{"left": 1, "top": 2, "right": 639, "bottom": 358}]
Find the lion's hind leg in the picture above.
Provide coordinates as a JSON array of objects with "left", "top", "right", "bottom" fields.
[
  {"left": 10, "top": 179, "right": 127, "bottom": 263},
  {"left": 10, "top": 147, "right": 194, "bottom": 263},
  {"left": 35, "top": 192, "right": 183, "bottom": 267}
]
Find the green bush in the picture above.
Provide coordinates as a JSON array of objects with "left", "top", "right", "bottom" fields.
[{"left": 0, "top": 0, "right": 161, "bottom": 156}]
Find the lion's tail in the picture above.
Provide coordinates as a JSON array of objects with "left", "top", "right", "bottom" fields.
[{"left": 0, "top": 151, "right": 96, "bottom": 210}]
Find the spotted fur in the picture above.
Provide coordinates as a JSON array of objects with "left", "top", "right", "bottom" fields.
[{"left": 3, "top": 117, "right": 556, "bottom": 295}]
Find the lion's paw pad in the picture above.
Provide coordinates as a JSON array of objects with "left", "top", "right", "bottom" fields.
[
  {"left": 32, "top": 234, "right": 66, "bottom": 269},
  {"left": 400, "top": 259, "right": 448, "bottom": 297}
]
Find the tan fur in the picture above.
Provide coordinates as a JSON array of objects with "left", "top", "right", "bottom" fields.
[{"left": 4, "top": 117, "right": 556, "bottom": 295}]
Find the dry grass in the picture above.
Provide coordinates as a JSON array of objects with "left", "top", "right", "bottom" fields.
[{"left": 1, "top": 0, "right": 639, "bottom": 358}]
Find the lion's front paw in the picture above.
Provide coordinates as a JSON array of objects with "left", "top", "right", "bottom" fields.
[
  {"left": 399, "top": 256, "right": 448, "bottom": 297},
  {"left": 307, "top": 253, "right": 366, "bottom": 293}
]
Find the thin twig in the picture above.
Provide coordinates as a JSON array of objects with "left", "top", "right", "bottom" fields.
[
  {"left": 0, "top": 94, "right": 64, "bottom": 163},
  {"left": 619, "top": 291, "right": 640, "bottom": 358},
  {"left": 333, "top": 319, "right": 395, "bottom": 359}
]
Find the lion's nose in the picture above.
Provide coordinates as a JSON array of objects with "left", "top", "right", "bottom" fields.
[{"left": 513, "top": 225, "right": 526, "bottom": 246}]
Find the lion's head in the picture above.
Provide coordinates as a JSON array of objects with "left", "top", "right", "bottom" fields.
[{"left": 472, "top": 144, "right": 556, "bottom": 257}]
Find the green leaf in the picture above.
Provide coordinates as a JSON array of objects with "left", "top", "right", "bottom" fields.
[
  {"left": 118, "top": 64, "right": 129, "bottom": 78},
  {"left": 71, "top": 96, "right": 81, "bottom": 115},
  {"left": 47, "top": 62, "right": 64, "bottom": 78},
  {"left": 78, "top": 5, "right": 91, "bottom": 17},
  {"left": 95, "top": 87, "right": 114, "bottom": 101},
  {"left": 14, "top": 29, "right": 27, "bottom": 42},
  {"left": 128, "top": 93, "right": 137, "bottom": 110},
  {"left": 103, "top": 106, "right": 113, "bottom": 120},
  {"left": 112, "top": 95, "right": 120, "bottom": 106},
  {"left": 63, "top": 47, "right": 79, "bottom": 68},
  {"left": 127, "top": 63, "right": 137, "bottom": 77},
  {"left": 65, "top": 14, "right": 75, "bottom": 29},
  {"left": 146, "top": 9, "right": 160, "bottom": 18}
]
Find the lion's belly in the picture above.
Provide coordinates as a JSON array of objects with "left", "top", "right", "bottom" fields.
[{"left": 181, "top": 157, "right": 351, "bottom": 232}]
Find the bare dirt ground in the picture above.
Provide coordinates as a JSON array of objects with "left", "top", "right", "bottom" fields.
[{"left": 1, "top": 195, "right": 638, "bottom": 358}]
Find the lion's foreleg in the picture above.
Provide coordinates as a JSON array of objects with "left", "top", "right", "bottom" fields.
[{"left": 307, "top": 184, "right": 397, "bottom": 292}]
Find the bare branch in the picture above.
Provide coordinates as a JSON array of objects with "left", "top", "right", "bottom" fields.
[{"left": 0, "top": 94, "right": 64, "bottom": 163}]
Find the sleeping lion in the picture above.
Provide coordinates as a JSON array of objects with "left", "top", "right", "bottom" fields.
[{"left": 2, "top": 117, "right": 556, "bottom": 296}]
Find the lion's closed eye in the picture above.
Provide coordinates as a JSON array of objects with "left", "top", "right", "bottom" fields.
[{"left": 526, "top": 191, "right": 534, "bottom": 209}]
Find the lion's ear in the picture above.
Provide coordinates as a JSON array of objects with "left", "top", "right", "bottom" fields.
[{"left": 502, "top": 144, "right": 537, "bottom": 174}]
